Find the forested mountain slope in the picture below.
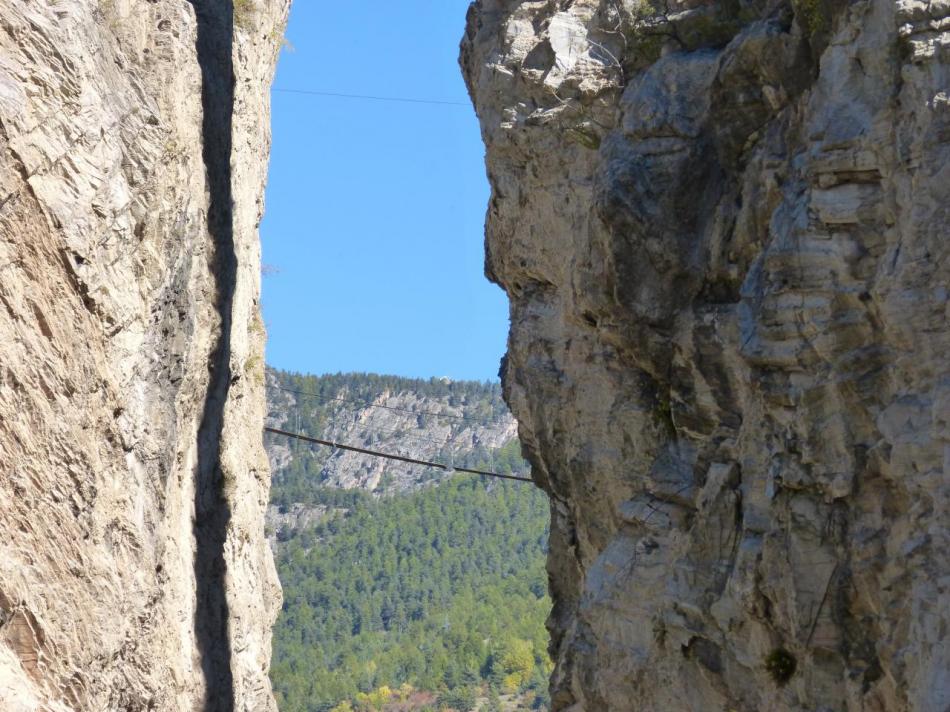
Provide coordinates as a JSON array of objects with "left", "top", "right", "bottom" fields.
[{"left": 263, "top": 369, "right": 550, "bottom": 712}]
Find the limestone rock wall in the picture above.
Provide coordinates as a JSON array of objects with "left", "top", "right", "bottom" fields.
[
  {"left": 0, "top": 0, "right": 287, "bottom": 709},
  {"left": 462, "top": 1, "right": 950, "bottom": 710}
]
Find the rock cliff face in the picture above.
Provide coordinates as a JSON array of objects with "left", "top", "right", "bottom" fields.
[
  {"left": 0, "top": 1, "right": 286, "bottom": 709},
  {"left": 462, "top": 1, "right": 950, "bottom": 710}
]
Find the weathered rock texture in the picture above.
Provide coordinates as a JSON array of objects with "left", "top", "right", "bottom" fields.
[
  {"left": 462, "top": 1, "right": 950, "bottom": 709},
  {"left": 0, "top": 1, "right": 287, "bottom": 709}
]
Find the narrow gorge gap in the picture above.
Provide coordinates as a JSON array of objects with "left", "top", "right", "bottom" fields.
[
  {"left": 3, "top": 1, "right": 947, "bottom": 711},
  {"left": 190, "top": 1, "right": 237, "bottom": 708},
  {"left": 258, "top": 3, "right": 550, "bottom": 711}
]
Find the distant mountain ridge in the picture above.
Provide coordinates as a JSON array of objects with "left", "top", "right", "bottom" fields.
[{"left": 264, "top": 367, "right": 525, "bottom": 496}]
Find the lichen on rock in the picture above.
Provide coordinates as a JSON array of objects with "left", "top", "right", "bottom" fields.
[{"left": 462, "top": 0, "right": 950, "bottom": 709}]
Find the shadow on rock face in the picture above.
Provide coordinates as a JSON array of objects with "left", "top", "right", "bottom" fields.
[
  {"left": 188, "top": 1, "right": 236, "bottom": 709},
  {"left": 595, "top": 51, "right": 723, "bottom": 327}
]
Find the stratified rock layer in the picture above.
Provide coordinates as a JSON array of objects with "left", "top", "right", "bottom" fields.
[
  {"left": 0, "top": 1, "right": 286, "bottom": 709},
  {"left": 462, "top": 1, "right": 950, "bottom": 709}
]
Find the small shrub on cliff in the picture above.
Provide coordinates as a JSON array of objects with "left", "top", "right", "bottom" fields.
[{"left": 764, "top": 648, "right": 797, "bottom": 685}]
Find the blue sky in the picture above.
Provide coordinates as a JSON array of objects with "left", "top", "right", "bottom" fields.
[{"left": 260, "top": 0, "right": 509, "bottom": 382}]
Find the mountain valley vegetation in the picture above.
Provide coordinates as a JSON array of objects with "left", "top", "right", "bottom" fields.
[{"left": 264, "top": 369, "right": 551, "bottom": 711}]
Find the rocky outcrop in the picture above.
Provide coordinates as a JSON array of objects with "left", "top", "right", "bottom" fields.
[
  {"left": 0, "top": 1, "right": 287, "bottom": 709},
  {"left": 264, "top": 503, "right": 340, "bottom": 548},
  {"left": 264, "top": 370, "right": 519, "bottom": 493},
  {"left": 462, "top": 1, "right": 950, "bottom": 709}
]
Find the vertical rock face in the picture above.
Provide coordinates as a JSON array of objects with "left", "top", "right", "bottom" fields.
[
  {"left": 462, "top": 1, "right": 950, "bottom": 710},
  {"left": 0, "top": 0, "right": 287, "bottom": 709}
]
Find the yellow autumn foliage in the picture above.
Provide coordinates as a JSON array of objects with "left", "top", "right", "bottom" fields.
[
  {"left": 354, "top": 685, "right": 395, "bottom": 710},
  {"left": 500, "top": 638, "right": 535, "bottom": 692}
]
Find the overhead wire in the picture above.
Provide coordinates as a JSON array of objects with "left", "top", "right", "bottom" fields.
[
  {"left": 273, "top": 87, "right": 468, "bottom": 107},
  {"left": 264, "top": 381, "right": 525, "bottom": 479},
  {"left": 266, "top": 422, "right": 513, "bottom": 479},
  {"left": 264, "top": 426, "right": 533, "bottom": 483}
]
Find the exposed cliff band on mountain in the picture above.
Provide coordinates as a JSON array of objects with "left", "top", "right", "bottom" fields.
[
  {"left": 264, "top": 369, "right": 518, "bottom": 495},
  {"left": 0, "top": 1, "right": 287, "bottom": 709},
  {"left": 462, "top": 1, "right": 950, "bottom": 710}
]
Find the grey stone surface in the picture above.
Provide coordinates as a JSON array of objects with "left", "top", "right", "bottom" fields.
[
  {"left": 462, "top": 1, "right": 950, "bottom": 709},
  {"left": 0, "top": 0, "right": 287, "bottom": 709}
]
